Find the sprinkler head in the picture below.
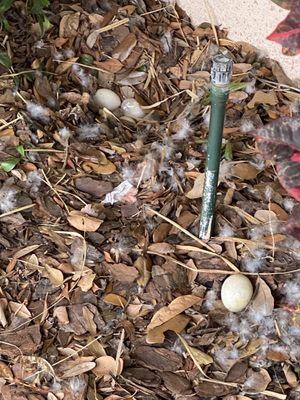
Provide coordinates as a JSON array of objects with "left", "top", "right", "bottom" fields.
[{"left": 211, "top": 53, "right": 233, "bottom": 86}]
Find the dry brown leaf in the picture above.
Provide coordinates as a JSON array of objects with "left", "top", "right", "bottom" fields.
[
  {"left": 247, "top": 90, "right": 278, "bottom": 109},
  {"left": 243, "top": 368, "right": 271, "bottom": 392},
  {"left": 53, "top": 306, "right": 69, "bottom": 325},
  {"left": 78, "top": 272, "right": 96, "bottom": 292},
  {"left": 232, "top": 163, "right": 260, "bottom": 180},
  {"left": 0, "top": 300, "right": 7, "bottom": 327},
  {"left": 44, "top": 265, "right": 64, "bottom": 287},
  {"left": 87, "top": 338, "right": 107, "bottom": 358},
  {"left": 153, "top": 223, "right": 171, "bottom": 242},
  {"left": 147, "top": 295, "right": 201, "bottom": 343},
  {"left": 117, "top": 71, "right": 147, "bottom": 86},
  {"left": 107, "top": 263, "right": 139, "bottom": 283},
  {"left": 178, "top": 335, "right": 213, "bottom": 368},
  {"left": 112, "top": 33, "right": 137, "bottom": 62},
  {"left": 82, "top": 306, "right": 97, "bottom": 335},
  {"left": 240, "top": 338, "right": 263, "bottom": 359},
  {"left": 82, "top": 161, "right": 116, "bottom": 175},
  {"left": 147, "top": 242, "right": 175, "bottom": 254},
  {"left": 229, "top": 91, "right": 248, "bottom": 103},
  {"left": 269, "top": 203, "right": 289, "bottom": 221},
  {"left": 254, "top": 209, "right": 277, "bottom": 222},
  {"left": 103, "top": 293, "right": 127, "bottom": 308},
  {"left": 233, "top": 63, "right": 252, "bottom": 73},
  {"left": 9, "top": 302, "right": 31, "bottom": 319},
  {"left": 249, "top": 277, "right": 274, "bottom": 316},
  {"left": 146, "top": 314, "right": 190, "bottom": 344},
  {"left": 0, "top": 361, "right": 13, "bottom": 379},
  {"left": 93, "top": 356, "right": 123, "bottom": 378},
  {"left": 59, "top": 12, "right": 80, "bottom": 38},
  {"left": 67, "top": 211, "right": 103, "bottom": 232},
  {"left": 94, "top": 58, "right": 124, "bottom": 73},
  {"left": 6, "top": 244, "right": 40, "bottom": 273},
  {"left": 283, "top": 365, "right": 298, "bottom": 388},
  {"left": 55, "top": 57, "right": 79, "bottom": 74},
  {"left": 59, "top": 357, "right": 96, "bottom": 379},
  {"left": 266, "top": 348, "right": 289, "bottom": 362},
  {"left": 186, "top": 173, "right": 205, "bottom": 199},
  {"left": 25, "top": 254, "right": 39, "bottom": 271},
  {"left": 134, "top": 256, "right": 152, "bottom": 287}
]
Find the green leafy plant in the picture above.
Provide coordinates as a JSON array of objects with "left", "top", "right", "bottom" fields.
[
  {"left": 0, "top": 145, "right": 25, "bottom": 172},
  {"left": 0, "top": 0, "right": 51, "bottom": 32},
  {"left": 0, "top": 51, "right": 12, "bottom": 68},
  {"left": 29, "top": 0, "right": 51, "bottom": 32}
]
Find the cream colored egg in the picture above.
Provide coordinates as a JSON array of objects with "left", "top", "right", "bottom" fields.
[
  {"left": 121, "top": 98, "right": 145, "bottom": 119},
  {"left": 221, "top": 274, "right": 253, "bottom": 313},
  {"left": 94, "top": 88, "right": 121, "bottom": 111}
]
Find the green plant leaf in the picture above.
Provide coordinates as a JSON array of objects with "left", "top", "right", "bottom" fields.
[
  {"left": 224, "top": 141, "right": 233, "bottom": 161},
  {"left": 0, "top": 0, "right": 14, "bottom": 15},
  {"left": 16, "top": 145, "right": 25, "bottom": 157},
  {"left": 0, "top": 51, "right": 12, "bottom": 69},
  {"left": 30, "top": 0, "right": 50, "bottom": 15},
  {"left": 228, "top": 82, "right": 248, "bottom": 92},
  {"left": 1, "top": 157, "right": 20, "bottom": 172},
  {"left": 42, "top": 15, "right": 52, "bottom": 32}
]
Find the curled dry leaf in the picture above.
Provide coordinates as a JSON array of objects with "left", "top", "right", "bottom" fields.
[
  {"left": 0, "top": 300, "right": 7, "bottom": 327},
  {"left": 147, "top": 314, "right": 190, "bottom": 344},
  {"left": 103, "top": 293, "right": 127, "bottom": 308},
  {"left": 134, "top": 346, "right": 183, "bottom": 372},
  {"left": 146, "top": 295, "right": 201, "bottom": 343},
  {"left": 247, "top": 90, "right": 278, "bottom": 109},
  {"left": 9, "top": 302, "right": 31, "bottom": 319},
  {"left": 59, "top": 12, "right": 80, "bottom": 38},
  {"left": 134, "top": 255, "right": 152, "bottom": 287},
  {"left": 243, "top": 368, "right": 271, "bottom": 392},
  {"left": 254, "top": 209, "right": 277, "bottom": 222},
  {"left": 248, "top": 277, "right": 274, "bottom": 316},
  {"left": 112, "top": 33, "right": 137, "bottom": 62},
  {"left": 232, "top": 163, "right": 260, "bottom": 180},
  {"left": 43, "top": 265, "right": 64, "bottom": 287},
  {"left": 186, "top": 173, "right": 205, "bottom": 199},
  {"left": 67, "top": 211, "right": 103, "bottom": 232},
  {"left": 0, "top": 361, "right": 13, "bottom": 380},
  {"left": 82, "top": 161, "right": 116, "bottom": 175},
  {"left": 78, "top": 271, "right": 96, "bottom": 292},
  {"left": 55, "top": 57, "right": 79, "bottom": 74},
  {"left": 93, "top": 356, "right": 123, "bottom": 378},
  {"left": 107, "top": 263, "right": 139, "bottom": 284},
  {"left": 53, "top": 306, "right": 69, "bottom": 325},
  {"left": 147, "top": 242, "right": 175, "bottom": 254},
  {"left": 178, "top": 335, "right": 213, "bottom": 368},
  {"left": 58, "top": 357, "right": 96, "bottom": 379}
]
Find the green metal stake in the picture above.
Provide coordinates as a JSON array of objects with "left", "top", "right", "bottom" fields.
[{"left": 199, "top": 53, "right": 233, "bottom": 240}]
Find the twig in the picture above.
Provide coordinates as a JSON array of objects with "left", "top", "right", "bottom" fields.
[
  {"left": 0, "top": 203, "right": 35, "bottom": 218},
  {"left": 145, "top": 207, "right": 214, "bottom": 252},
  {"left": 90, "top": 18, "right": 129, "bottom": 34},
  {"left": 204, "top": 0, "right": 219, "bottom": 46},
  {"left": 53, "top": 59, "right": 112, "bottom": 74},
  {"left": 41, "top": 170, "right": 69, "bottom": 213},
  {"left": 140, "top": 5, "right": 173, "bottom": 16},
  {"left": 135, "top": 249, "right": 300, "bottom": 276},
  {"left": 0, "top": 116, "right": 22, "bottom": 131}
]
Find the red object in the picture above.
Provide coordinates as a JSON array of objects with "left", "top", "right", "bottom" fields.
[
  {"left": 267, "top": 0, "right": 300, "bottom": 55},
  {"left": 253, "top": 117, "right": 300, "bottom": 201}
]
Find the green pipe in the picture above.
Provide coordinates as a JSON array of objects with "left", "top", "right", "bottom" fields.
[{"left": 199, "top": 54, "right": 233, "bottom": 240}]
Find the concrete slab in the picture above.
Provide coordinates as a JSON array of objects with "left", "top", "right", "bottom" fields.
[{"left": 177, "top": 0, "right": 300, "bottom": 85}]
